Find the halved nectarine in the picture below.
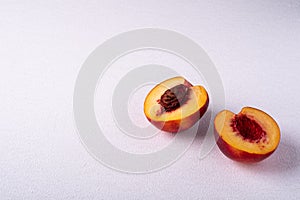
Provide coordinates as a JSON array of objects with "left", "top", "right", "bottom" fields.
[
  {"left": 214, "top": 107, "right": 280, "bottom": 162},
  {"left": 144, "top": 76, "right": 209, "bottom": 133}
]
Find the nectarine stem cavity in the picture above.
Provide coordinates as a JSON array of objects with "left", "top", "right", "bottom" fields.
[
  {"left": 231, "top": 114, "right": 266, "bottom": 142},
  {"left": 159, "top": 84, "right": 189, "bottom": 112}
]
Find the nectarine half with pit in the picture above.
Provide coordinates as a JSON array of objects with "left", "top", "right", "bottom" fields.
[
  {"left": 144, "top": 76, "right": 209, "bottom": 133},
  {"left": 214, "top": 107, "right": 280, "bottom": 162}
]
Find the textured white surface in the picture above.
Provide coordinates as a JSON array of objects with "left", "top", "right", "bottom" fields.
[{"left": 1, "top": 0, "right": 300, "bottom": 199}]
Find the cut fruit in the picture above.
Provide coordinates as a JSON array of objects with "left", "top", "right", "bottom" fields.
[
  {"left": 214, "top": 107, "right": 280, "bottom": 163},
  {"left": 144, "top": 76, "right": 209, "bottom": 133}
]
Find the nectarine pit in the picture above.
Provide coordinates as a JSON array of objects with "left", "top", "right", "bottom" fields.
[
  {"left": 159, "top": 84, "right": 190, "bottom": 112},
  {"left": 231, "top": 114, "right": 266, "bottom": 142}
]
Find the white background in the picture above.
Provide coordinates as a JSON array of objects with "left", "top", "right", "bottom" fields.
[{"left": 1, "top": 0, "right": 300, "bottom": 199}]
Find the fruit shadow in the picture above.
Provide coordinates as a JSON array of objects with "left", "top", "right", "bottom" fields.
[
  {"left": 235, "top": 137, "right": 300, "bottom": 175},
  {"left": 194, "top": 109, "right": 212, "bottom": 140}
]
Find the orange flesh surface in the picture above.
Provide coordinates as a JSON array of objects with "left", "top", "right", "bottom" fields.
[
  {"left": 144, "top": 76, "right": 208, "bottom": 123},
  {"left": 214, "top": 107, "right": 280, "bottom": 154}
]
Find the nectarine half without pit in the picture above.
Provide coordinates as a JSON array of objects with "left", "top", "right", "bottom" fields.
[
  {"left": 214, "top": 107, "right": 280, "bottom": 163},
  {"left": 144, "top": 76, "right": 209, "bottom": 133}
]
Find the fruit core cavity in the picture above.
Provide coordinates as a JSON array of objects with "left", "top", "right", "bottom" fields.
[
  {"left": 231, "top": 114, "right": 266, "bottom": 142},
  {"left": 159, "top": 84, "right": 190, "bottom": 112}
]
